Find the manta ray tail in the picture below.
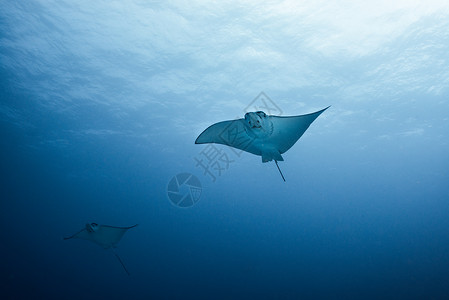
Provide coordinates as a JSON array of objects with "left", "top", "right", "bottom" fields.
[
  {"left": 112, "top": 248, "right": 130, "bottom": 276},
  {"left": 275, "top": 160, "right": 286, "bottom": 182}
]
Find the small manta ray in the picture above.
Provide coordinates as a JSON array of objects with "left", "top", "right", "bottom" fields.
[
  {"left": 64, "top": 223, "right": 138, "bottom": 275},
  {"left": 195, "top": 106, "right": 330, "bottom": 181}
]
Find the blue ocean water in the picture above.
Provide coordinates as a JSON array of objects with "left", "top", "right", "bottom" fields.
[{"left": 1, "top": 1, "right": 449, "bottom": 299}]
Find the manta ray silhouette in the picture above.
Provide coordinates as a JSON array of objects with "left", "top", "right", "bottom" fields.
[
  {"left": 64, "top": 223, "right": 138, "bottom": 275},
  {"left": 195, "top": 107, "right": 329, "bottom": 181}
]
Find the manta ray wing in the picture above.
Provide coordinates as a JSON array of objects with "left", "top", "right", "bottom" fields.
[
  {"left": 64, "top": 224, "right": 138, "bottom": 249},
  {"left": 268, "top": 106, "right": 330, "bottom": 155},
  {"left": 64, "top": 228, "right": 90, "bottom": 241},
  {"left": 90, "top": 225, "right": 135, "bottom": 248},
  {"left": 195, "top": 119, "right": 261, "bottom": 156}
]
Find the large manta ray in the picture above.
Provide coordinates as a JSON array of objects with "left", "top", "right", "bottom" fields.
[
  {"left": 195, "top": 106, "right": 329, "bottom": 181},
  {"left": 64, "top": 223, "right": 138, "bottom": 275}
]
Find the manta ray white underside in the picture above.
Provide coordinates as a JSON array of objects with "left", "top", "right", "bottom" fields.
[{"left": 195, "top": 106, "right": 329, "bottom": 180}]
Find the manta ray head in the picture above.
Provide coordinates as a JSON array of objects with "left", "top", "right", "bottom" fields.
[
  {"left": 244, "top": 111, "right": 273, "bottom": 139},
  {"left": 245, "top": 111, "right": 267, "bottom": 128},
  {"left": 86, "top": 223, "right": 99, "bottom": 233}
]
